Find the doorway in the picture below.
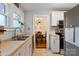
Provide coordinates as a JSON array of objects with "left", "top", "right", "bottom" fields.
[
  {"left": 35, "top": 31, "right": 47, "bottom": 48},
  {"left": 33, "top": 15, "right": 50, "bottom": 49}
]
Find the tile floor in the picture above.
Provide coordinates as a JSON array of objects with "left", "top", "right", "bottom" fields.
[{"left": 32, "top": 48, "right": 64, "bottom": 56}]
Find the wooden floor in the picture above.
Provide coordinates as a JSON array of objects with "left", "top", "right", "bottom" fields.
[
  {"left": 36, "top": 38, "right": 46, "bottom": 48},
  {"left": 32, "top": 48, "right": 64, "bottom": 56},
  {"left": 36, "top": 42, "right": 46, "bottom": 48}
]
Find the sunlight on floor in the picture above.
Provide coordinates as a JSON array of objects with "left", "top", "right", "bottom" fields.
[{"left": 32, "top": 48, "right": 64, "bottom": 56}]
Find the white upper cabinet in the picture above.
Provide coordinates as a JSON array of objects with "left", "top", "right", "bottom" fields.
[{"left": 51, "top": 11, "right": 65, "bottom": 26}]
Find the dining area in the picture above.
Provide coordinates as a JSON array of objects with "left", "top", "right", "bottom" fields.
[{"left": 35, "top": 31, "right": 47, "bottom": 48}]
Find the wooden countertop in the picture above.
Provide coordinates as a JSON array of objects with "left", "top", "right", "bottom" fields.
[
  {"left": 1, "top": 41, "right": 24, "bottom": 56},
  {"left": 0, "top": 33, "right": 33, "bottom": 56}
]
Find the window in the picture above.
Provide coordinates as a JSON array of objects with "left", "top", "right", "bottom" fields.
[
  {"left": 13, "top": 20, "right": 21, "bottom": 27},
  {"left": 0, "top": 3, "right": 7, "bottom": 26},
  {"left": 0, "top": 3, "right": 5, "bottom": 14},
  {"left": 0, "top": 14, "right": 7, "bottom": 26},
  {"left": 13, "top": 13, "right": 21, "bottom": 27}
]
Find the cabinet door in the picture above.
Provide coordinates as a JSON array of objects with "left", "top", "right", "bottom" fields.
[
  {"left": 51, "top": 11, "right": 64, "bottom": 26},
  {"left": 29, "top": 44, "right": 32, "bottom": 56},
  {"left": 54, "top": 37, "right": 59, "bottom": 52},
  {"left": 50, "top": 36, "right": 59, "bottom": 52},
  {"left": 20, "top": 45, "right": 26, "bottom": 56},
  {"left": 25, "top": 43, "right": 30, "bottom": 56},
  {"left": 50, "top": 36, "right": 54, "bottom": 51},
  {"left": 12, "top": 37, "right": 32, "bottom": 56},
  {"left": 51, "top": 12, "right": 58, "bottom": 26},
  {"left": 26, "top": 37, "right": 32, "bottom": 56}
]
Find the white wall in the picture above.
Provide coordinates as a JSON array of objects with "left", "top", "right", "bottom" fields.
[
  {"left": 24, "top": 11, "right": 51, "bottom": 34},
  {"left": 0, "top": 3, "right": 24, "bottom": 40},
  {"left": 24, "top": 11, "right": 51, "bottom": 48},
  {"left": 34, "top": 16, "right": 48, "bottom": 33}
]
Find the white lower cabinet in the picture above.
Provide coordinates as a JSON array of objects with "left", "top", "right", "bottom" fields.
[
  {"left": 50, "top": 35, "right": 60, "bottom": 53},
  {"left": 29, "top": 44, "right": 32, "bottom": 55},
  {"left": 12, "top": 37, "right": 32, "bottom": 56},
  {"left": 13, "top": 48, "right": 23, "bottom": 56}
]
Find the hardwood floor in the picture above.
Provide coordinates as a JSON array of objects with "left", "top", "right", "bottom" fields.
[
  {"left": 36, "top": 42, "right": 46, "bottom": 48},
  {"left": 32, "top": 49, "right": 64, "bottom": 56},
  {"left": 36, "top": 38, "right": 46, "bottom": 48}
]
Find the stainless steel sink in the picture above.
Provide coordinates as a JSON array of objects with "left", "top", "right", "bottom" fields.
[{"left": 12, "top": 35, "right": 29, "bottom": 41}]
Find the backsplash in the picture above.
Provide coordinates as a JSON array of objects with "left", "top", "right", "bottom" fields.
[
  {"left": 0, "top": 31, "right": 13, "bottom": 40},
  {"left": 0, "top": 28, "right": 23, "bottom": 40},
  {"left": 0, "top": 28, "right": 14, "bottom": 40}
]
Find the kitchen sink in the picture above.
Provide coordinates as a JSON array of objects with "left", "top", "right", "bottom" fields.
[{"left": 12, "top": 35, "right": 29, "bottom": 41}]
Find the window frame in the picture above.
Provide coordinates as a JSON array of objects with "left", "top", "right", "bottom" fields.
[
  {"left": 0, "top": 3, "right": 5, "bottom": 14},
  {"left": 13, "top": 12, "right": 21, "bottom": 28},
  {"left": 0, "top": 3, "right": 8, "bottom": 27}
]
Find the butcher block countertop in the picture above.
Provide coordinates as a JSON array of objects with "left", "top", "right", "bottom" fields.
[
  {"left": 0, "top": 33, "right": 33, "bottom": 56},
  {"left": 1, "top": 41, "right": 24, "bottom": 56}
]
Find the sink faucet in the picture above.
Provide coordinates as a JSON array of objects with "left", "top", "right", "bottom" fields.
[{"left": 14, "top": 27, "right": 22, "bottom": 39}]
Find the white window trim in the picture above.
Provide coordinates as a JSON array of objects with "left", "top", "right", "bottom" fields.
[{"left": 0, "top": 3, "right": 8, "bottom": 27}]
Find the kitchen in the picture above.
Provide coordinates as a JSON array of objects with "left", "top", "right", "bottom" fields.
[
  {"left": 0, "top": 3, "right": 33, "bottom": 56},
  {"left": 0, "top": 3, "right": 78, "bottom": 56}
]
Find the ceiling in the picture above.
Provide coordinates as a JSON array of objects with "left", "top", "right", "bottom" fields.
[{"left": 20, "top": 3, "right": 78, "bottom": 12}]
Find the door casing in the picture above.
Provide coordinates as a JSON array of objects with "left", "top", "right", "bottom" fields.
[{"left": 33, "top": 15, "right": 50, "bottom": 49}]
